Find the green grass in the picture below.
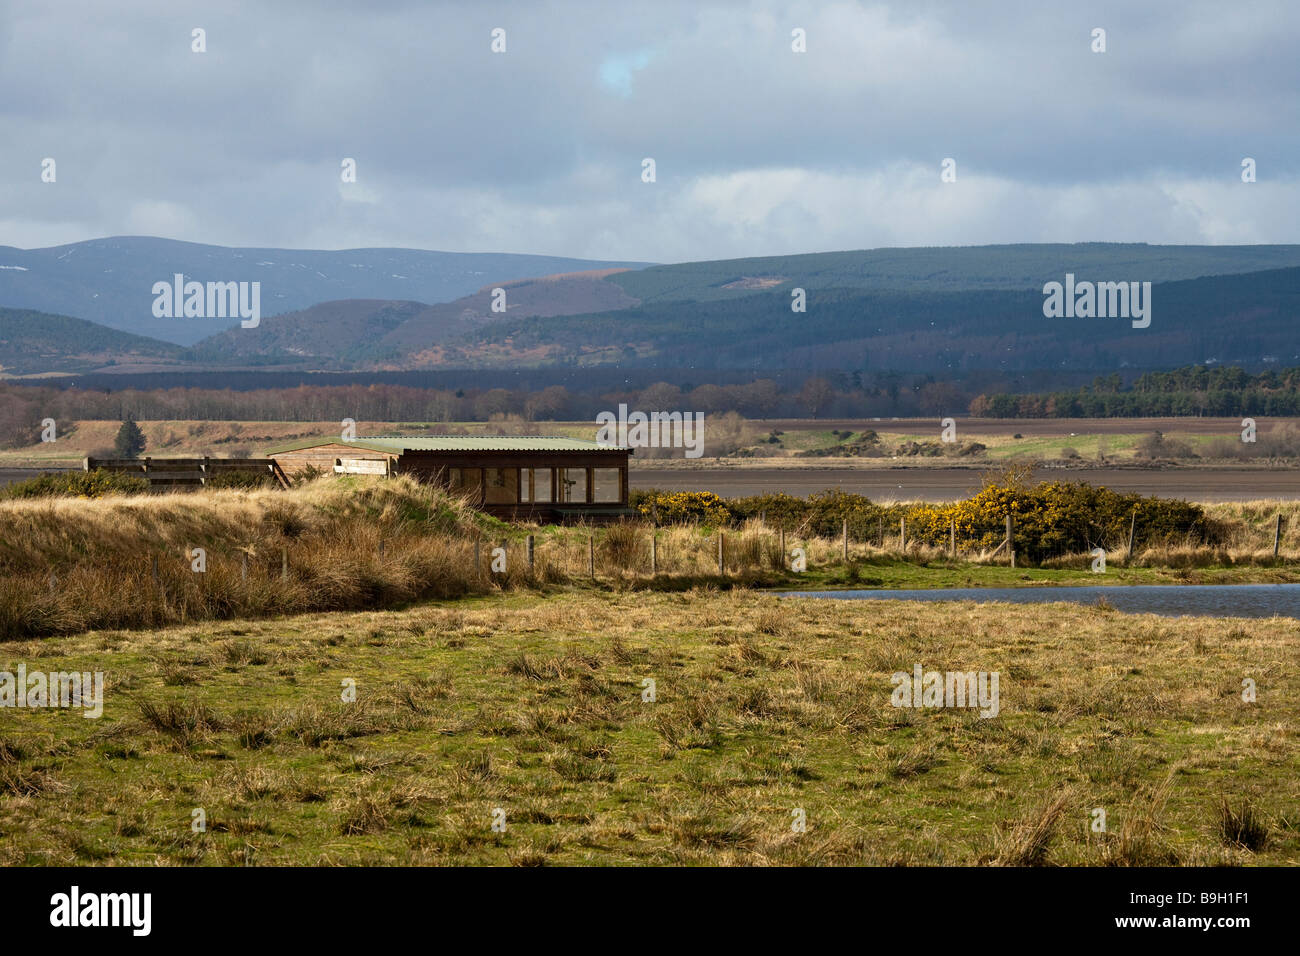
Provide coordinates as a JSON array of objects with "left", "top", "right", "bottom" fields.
[
  {"left": 1, "top": 590, "right": 1295, "bottom": 865},
  {"left": 781, "top": 556, "right": 1300, "bottom": 591}
]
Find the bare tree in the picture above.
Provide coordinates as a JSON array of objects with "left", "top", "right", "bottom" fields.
[{"left": 798, "top": 376, "right": 834, "bottom": 419}]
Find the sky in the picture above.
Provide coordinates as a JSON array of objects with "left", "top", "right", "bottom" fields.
[{"left": 2, "top": 0, "right": 1298, "bottom": 262}]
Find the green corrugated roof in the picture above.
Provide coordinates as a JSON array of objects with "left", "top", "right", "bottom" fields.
[{"left": 268, "top": 435, "right": 627, "bottom": 454}]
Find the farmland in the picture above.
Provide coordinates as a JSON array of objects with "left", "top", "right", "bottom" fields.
[{"left": 2, "top": 415, "right": 1297, "bottom": 471}]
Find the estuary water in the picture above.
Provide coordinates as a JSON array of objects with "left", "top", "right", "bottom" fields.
[{"left": 778, "top": 583, "right": 1300, "bottom": 618}]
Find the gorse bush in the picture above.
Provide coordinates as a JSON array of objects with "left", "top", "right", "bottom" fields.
[
  {"left": 905, "top": 481, "right": 1214, "bottom": 561},
  {"left": 635, "top": 481, "right": 1218, "bottom": 561},
  {"left": 0, "top": 469, "right": 149, "bottom": 500},
  {"left": 631, "top": 490, "right": 732, "bottom": 526}
]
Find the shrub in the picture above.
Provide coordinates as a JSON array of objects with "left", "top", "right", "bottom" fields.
[
  {"left": 205, "top": 470, "right": 277, "bottom": 490},
  {"left": 803, "top": 490, "right": 887, "bottom": 538},
  {"left": 1135, "top": 430, "right": 1196, "bottom": 460},
  {"left": 634, "top": 491, "right": 732, "bottom": 527},
  {"left": 902, "top": 480, "right": 1217, "bottom": 562},
  {"left": 0, "top": 469, "right": 149, "bottom": 500},
  {"left": 727, "top": 492, "right": 811, "bottom": 529}
]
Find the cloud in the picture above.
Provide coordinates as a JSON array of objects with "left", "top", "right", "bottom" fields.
[{"left": 0, "top": 0, "right": 1296, "bottom": 260}]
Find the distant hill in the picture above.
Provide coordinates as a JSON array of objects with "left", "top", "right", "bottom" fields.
[
  {"left": 469, "top": 266, "right": 1300, "bottom": 372},
  {"left": 0, "top": 306, "right": 183, "bottom": 375},
  {"left": 189, "top": 270, "right": 641, "bottom": 368},
  {"left": 0, "top": 237, "right": 652, "bottom": 346},
  {"left": 8, "top": 242, "right": 1300, "bottom": 377},
  {"left": 608, "top": 243, "right": 1300, "bottom": 303}
]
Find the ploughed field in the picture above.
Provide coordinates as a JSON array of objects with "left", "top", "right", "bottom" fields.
[
  {"left": 1, "top": 591, "right": 1295, "bottom": 866},
  {"left": 767, "top": 417, "right": 1272, "bottom": 436}
]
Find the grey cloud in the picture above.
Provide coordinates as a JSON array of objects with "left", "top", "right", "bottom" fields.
[{"left": 0, "top": 0, "right": 1297, "bottom": 260}]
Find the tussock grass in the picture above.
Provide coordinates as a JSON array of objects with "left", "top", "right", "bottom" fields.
[
  {"left": 0, "top": 476, "right": 522, "bottom": 640},
  {"left": 0, "top": 590, "right": 1295, "bottom": 865},
  {"left": 1218, "top": 797, "right": 1270, "bottom": 851}
]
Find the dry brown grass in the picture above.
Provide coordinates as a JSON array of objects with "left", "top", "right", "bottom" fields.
[
  {"left": 0, "top": 477, "right": 538, "bottom": 639},
  {"left": 2, "top": 477, "right": 1298, "bottom": 643}
]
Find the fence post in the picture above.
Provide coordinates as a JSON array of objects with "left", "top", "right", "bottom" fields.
[
  {"left": 718, "top": 533, "right": 725, "bottom": 574},
  {"left": 1274, "top": 513, "right": 1283, "bottom": 558},
  {"left": 588, "top": 535, "right": 595, "bottom": 578},
  {"left": 650, "top": 533, "right": 657, "bottom": 574},
  {"left": 1006, "top": 513, "right": 1015, "bottom": 568},
  {"left": 950, "top": 518, "right": 956, "bottom": 558},
  {"left": 780, "top": 528, "right": 786, "bottom": 562},
  {"left": 281, "top": 547, "right": 288, "bottom": 582},
  {"left": 877, "top": 517, "right": 883, "bottom": 548},
  {"left": 900, "top": 516, "right": 907, "bottom": 551},
  {"left": 842, "top": 518, "right": 849, "bottom": 562},
  {"left": 526, "top": 534, "right": 535, "bottom": 569},
  {"left": 241, "top": 551, "right": 247, "bottom": 583},
  {"left": 1127, "top": 509, "right": 1137, "bottom": 562},
  {"left": 151, "top": 555, "right": 159, "bottom": 586}
]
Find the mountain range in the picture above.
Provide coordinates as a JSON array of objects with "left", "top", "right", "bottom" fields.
[
  {"left": 4, "top": 239, "right": 1300, "bottom": 377},
  {"left": 0, "top": 236, "right": 651, "bottom": 346}
]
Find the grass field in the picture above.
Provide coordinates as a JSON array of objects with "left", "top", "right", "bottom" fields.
[
  {"left": 1, "top": 590, "right": 1295, "bottom": 865},
  {"left": 4, "top": 417, "right": 1297, "bottom": 468}
]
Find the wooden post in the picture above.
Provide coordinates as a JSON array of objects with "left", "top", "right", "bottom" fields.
[
  {"left": 526, "top": 534, "right": 535, "bottom": 569},
  {"left": 842, "top": 518, "right": 849, "bottom": 562},
  {"left": 281, "top": 547, "right": 288, "bottom": 582},
  {"left": 241, "top": 552, "right": 248, "bottom": 583},
  {"left": 1006, "top": 513, "right": 1015, "bottom": 568},
  {"left": 1127, "top": 509, "right": 1137, "bottom": 562},
  {"left": 1274, "top": 513, "right": 1283, "bottom": 557},
  {"left": 588, "top": 535, "right": 595, "bottom": 578},
  {"left": 151, "top": 555, "right": 159, "bottom": 585},
  {"left": 877, "top": 517, "right": 883, "bottom": 548},
  {"left": 900, "top": 516, "right": 907, "bottom": 551},
  {"left": 718, "top": 533, "right": 725, "bottom": 574},
  {"left": 949, "top": 518, "right": 956, "bottom": 557},
  {"left": 650, "top": 533, "right": 657, "bottom": 575},
  {"left": 780, "top": 528, "right": 786, "bottom": 561}
]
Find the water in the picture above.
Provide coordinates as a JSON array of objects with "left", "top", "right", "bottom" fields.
[{"left": 778, "top": 583, "right": 1300, "bottom": 618}]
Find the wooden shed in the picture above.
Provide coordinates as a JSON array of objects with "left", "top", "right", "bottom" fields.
[{"left": 268, "top": 436, "right": 634, "bottom": 522}]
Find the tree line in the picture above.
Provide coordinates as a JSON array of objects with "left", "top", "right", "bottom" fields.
[
  {"left": 0, "top": 374, "right": 992, "bottom": 448},
  {"left": 969, "top": 365, "right": 1300, "bottom": 418}
]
